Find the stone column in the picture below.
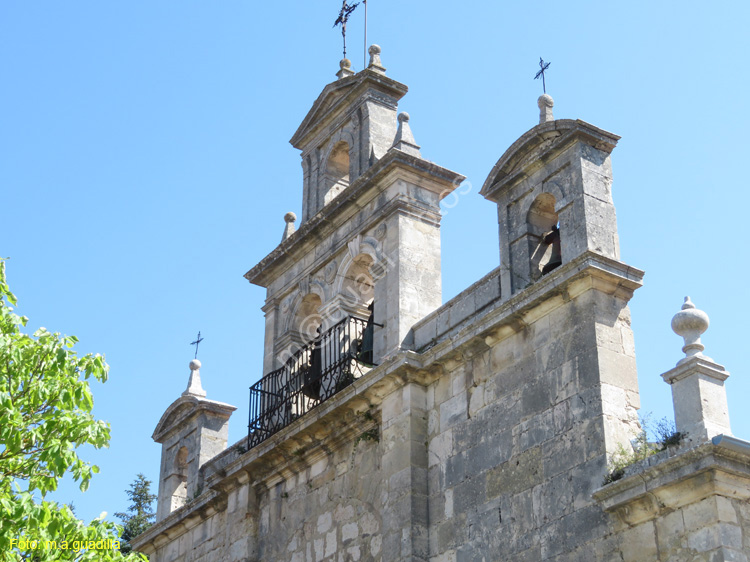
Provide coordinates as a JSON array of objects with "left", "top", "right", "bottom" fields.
[{"left": 661, "top": 297, "right": 732, "bottom": 443}]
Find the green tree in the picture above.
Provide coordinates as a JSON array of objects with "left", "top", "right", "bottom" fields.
[
  {"left": 0, "top": 260, "right": 146, "bottom": 561},
  {"left": 115, "top": 474, "right": 156, "bottom": 554}
]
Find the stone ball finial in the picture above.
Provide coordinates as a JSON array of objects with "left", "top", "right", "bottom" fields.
[
  {"left": 367, "top": 44, "right": 385, "bottom": 73},
  {"left": 282, "top": 212, "right": 297, "bottom": 241},
  {"left": 538, "top": 94, "right": 555, "bottom": 124},
  {"left": 184, "top": 358, "right": 206, "bottom": 398},
  {"left": 398, "top": 112, "right": 410, "bottom": 123},
  {"left": 336, "top": 58, "right": 355, "bottom": 79},
  {"left": 671, "top": 296, "right": 711, "bottom": 364},
  {"left": 538, "top": 94, "right": 554, "bottom": 108}
]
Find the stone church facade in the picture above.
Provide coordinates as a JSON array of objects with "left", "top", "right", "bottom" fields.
[{"left": 132, "top": 48, "right": 750, "bottom": 561}]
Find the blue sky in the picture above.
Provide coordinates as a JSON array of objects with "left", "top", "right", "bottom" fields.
[{"left": 2, "top": 1, "right": 748, "bottom": 524}]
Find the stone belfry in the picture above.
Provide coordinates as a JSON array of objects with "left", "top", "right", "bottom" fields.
[
  {"left": 133, "top": 46, "right": 750, "bottom": 562},
  {"left": 245, "top": 47, "right": 464, "bottom": 375},
  {"left": 480, "top": 93, "right": 622, "bottom": 296}
]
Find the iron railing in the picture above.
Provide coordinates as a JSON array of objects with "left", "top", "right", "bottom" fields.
[{"left": 247, "top": 316, "right": 376, "bottom": 450}]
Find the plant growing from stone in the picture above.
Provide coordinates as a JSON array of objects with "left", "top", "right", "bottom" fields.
[{"left": 604, "top": 414, "right": 683, "bottom": 484}]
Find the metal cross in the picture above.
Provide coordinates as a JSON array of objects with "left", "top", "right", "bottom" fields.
[
  {"left": 190, "top": 331, "right": 204, "bottom": 359},
  {"left": 333, "top": 1, "right": 360, "bottom": 59},
  {"left": 534, "top": 57, "right": 551, "bottom": 94}
]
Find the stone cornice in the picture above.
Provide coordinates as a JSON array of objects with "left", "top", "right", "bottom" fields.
[
  {"left": 480, "top": 119, "right": 621, "bottom": 201},
  {"left": 661, "top": 355, "right": 729, "bottom": 384},
  {"left": 244, "top": 149, "right": 464, "bottom": 288},
  {"left": 135, "top": 250, "right": 645, "bottom": 555},
  {"left": 593, "top": 436, "right": 750, "bottom": 527},
  {"left": 152, "top": 395, "right": 236, "bottom": 443},
  {"left": 290, "top": 69, "right": 409, "bottom": 150},
  {"left": 412, "top": 251, "right": 643, "bottom": 356}
]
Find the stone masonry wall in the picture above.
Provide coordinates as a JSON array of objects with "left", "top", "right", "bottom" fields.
[
  {"left": 138, "top": 256, "right": 750, "bottom": 561},
  {"left": 426, "top": 289, "right": 640, "bottom": 561},
  {"left": 257, "top": 437, "right": 382, "bottom": 562}
]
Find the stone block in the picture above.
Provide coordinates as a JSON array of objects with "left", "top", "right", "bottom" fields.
[
  {"left": 453, "top": 474, "right": 486, "bottom": 516},
  {"left": 440, "top": 392, "right": 468, "bottom": 431},
  {"left": 687, "top": 523, "right": 744, "bottom": 553},
  {"left": 487, "top": 446, "right": 543, "bottom": 498}
]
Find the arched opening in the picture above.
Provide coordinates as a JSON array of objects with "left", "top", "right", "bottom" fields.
[
  {"left": 527, "top": 193, "right": 561, "bottom": 280},
  {"left": 295, "top": 293, "right": 322, "bottom": 342},
  {"left": 323, "top": 141, "right": 351, "bottom": 205},
  {"left": 292, "top": 293, "right": 323, "bottom": 401},
  {"left": 341, "top": 254, "right": 375, "bottom": 311},
  {"left": 170, "top": 446, "right": 188, "bottom": 512},
  {"left": 340, "top": 254, "right": 376, "bottom": 365}
]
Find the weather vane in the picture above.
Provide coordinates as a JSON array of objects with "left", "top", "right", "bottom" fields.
[
  {"left": 334, "top": 1, "right": 360, "bottom": 59},
  {"left": 190, "top": 331, "right": 204, "bottom": 359},
  {"left": 534, "top": 57, "right": 551, "bottom": 94}
]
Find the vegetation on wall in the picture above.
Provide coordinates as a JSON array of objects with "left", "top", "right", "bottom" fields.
[{"left": 604, "top": 415, "right": 684, "bottom": 485}]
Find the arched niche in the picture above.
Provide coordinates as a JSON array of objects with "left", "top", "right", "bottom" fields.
[
  {"left": 295, "top": 293, "right": 323, "bottom": 342},
  {"left": 527, "top": 193, "right": 562, "bottom": 281},
  {"left": 323, "top": 141, "right": 351, "bottom": 205},
  {"left": 169, "top": 445, "right": 189, "bottom": 512},
  {"left": 340, "top": 253, "right": 375, "bottom": 312}
]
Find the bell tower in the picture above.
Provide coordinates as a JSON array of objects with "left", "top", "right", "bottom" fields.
[
  {"left": 244, "top": 48, "right": 463, "bottom": 443},
  {"left": 292, "top": 46, "right": 406, "bottom": 224},
  {"left": 480, "top": 94, "right": 621, "bottom": 297}
]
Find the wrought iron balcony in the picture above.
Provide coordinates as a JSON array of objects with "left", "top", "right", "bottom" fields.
[{"left": 247, "top": 316, "right": 376, "bottom": 450}]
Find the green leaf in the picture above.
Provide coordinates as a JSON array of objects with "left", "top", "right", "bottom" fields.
[{"left": 0, "top": 262, "right": 145, "bottom": 561}]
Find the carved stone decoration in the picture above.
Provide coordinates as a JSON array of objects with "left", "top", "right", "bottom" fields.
[
  {"left": 374, "top": 222, "right": 387, "bottom": 240},
  {"left": 347, "top": 234, "right": 362, "bottom": 260},
  {"left": 324, "top": 260, "right": 338, "bottom": 284},
  {"left": 281, "top": 293, "right": 294, "bottom": 314},
  {"left": 538, "top": 94, "right": 554, "bottom": 124},
  {"left": 671, "top": 296, "right": 711, "bottom": 365},
  {"left": 299, "top": 275, "right": 310, "bottom": 296}
]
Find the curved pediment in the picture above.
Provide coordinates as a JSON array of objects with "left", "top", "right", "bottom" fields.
[
  {"left": 290, "top": 69, "right": 407, "bottom": 151},
  {"left": 480, "top": 119, "right": 620, "bottom": 202},
  {"left": 152, "top": 395, "right": 236, "bottom": 443}
]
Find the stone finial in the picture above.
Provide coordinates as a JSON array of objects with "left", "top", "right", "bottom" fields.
[
  {"left": 368, "top": 44, "right": 386, "bottom": 73},
  {"left": 391, "top": 112, "right": 422, "bottom": 157},
  {"left": 336, "top": 58, "right": 355, "bottom": 80},
  {"left": 662, "top": 297, "right": 732, "bottom": 442},
  {"left": 282, "top": 212, "right": 297, "bottom": 241},
  {"left": 671, "top": 297, "right": 711, "bottom": 365},
  {"left": 183, "top": 359, "right": 207, "bottom": 398},
  {"left": 538, "top": 94, "right": 554, "bottom": 124}
]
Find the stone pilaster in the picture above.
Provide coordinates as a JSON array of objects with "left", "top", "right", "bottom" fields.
[
  {"left": 374, "top": 196, "right": 442, "bottom": 360},
  {"left": 381, "top": 382, "right": 429, "bottom": 561}
]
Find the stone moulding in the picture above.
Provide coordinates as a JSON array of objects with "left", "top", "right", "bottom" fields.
[
  {"left": 133, "top": 249, "right": 644, "bottom": 554},
  {"left": 411, "top": 250, "right": 643, "bottom": 354},
  {"left": 152, "top": 395, "right": 236, "bottom": 443},
  {"left": 480, "top": 118, "right": 621, "bottom": 201},
  {"left": 290, "top": 68, "right": 409, "bottom": 151},
  {"left": 244, "top": 148, "right": 464, "bottom": 288},
  {"left": 592, "top": 436, "right": 750, "bottom": 527}
]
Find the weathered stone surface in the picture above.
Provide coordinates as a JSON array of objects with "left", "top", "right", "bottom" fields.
[{"left": 134, "top": 56, "right": 750, "bottom": 562}]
